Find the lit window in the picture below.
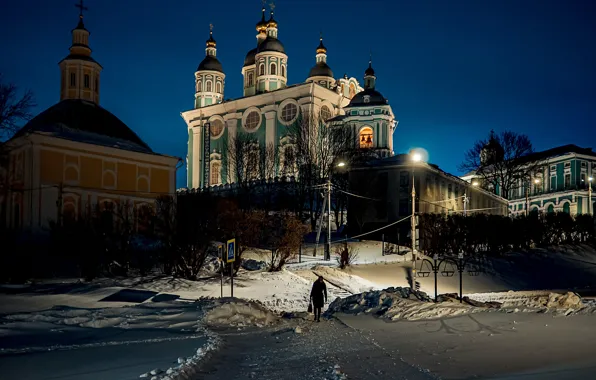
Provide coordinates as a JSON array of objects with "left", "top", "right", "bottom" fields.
[
  {"left": 359, "top": 127, "right": 373, "bottom": 148},
  {"left": 211, "top": 162, "right": 221, "bottom": 185},
  {"left": 320, "top": 105, "right": 332, "bottom": 121},
  {"left": 245, "top": 111, "right": 260, "bottom": 130},
  {"left": 281, "top": 103, "right": 298, "bottom": 123},
  {"left": 210, "top": 119, "right": 224, "bottom": 137},
  {"left": 270, "top": 63, "right": 277, "bottom": 75}
]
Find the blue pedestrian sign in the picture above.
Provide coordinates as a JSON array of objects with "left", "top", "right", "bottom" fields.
[{"left": 226, "top": 238, "right": 236, "bottom": 263}]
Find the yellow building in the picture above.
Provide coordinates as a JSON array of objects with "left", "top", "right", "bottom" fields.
[{"left": 1, "top": 11, "right": 180, "bottom": 232}]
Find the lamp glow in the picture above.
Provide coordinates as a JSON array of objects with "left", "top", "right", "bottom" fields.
[
  {"left": 411, "top": 152, "right": 422, "bottom": 162},
  {"left": 472, "top": 181, "right": 479, "bottom": 186},
  {"left": 337, "top": 162, "right": 346, "bottom": 167}
]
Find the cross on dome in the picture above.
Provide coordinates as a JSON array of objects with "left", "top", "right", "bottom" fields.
[{"left": 75, "top": 0, "right": 88, "bottom": 19}]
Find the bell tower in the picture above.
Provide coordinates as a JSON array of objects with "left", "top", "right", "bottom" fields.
[{"left": 59, "top": 0, "right": 102, "bottom": 103}]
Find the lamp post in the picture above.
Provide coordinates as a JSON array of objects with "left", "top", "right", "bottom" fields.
[
  {"left": 324, "top": 161, "right": 347, "bottom": 261},
  {"left": 589, "top": 177, "right": 593, "bottom": 216},
  {"left": 410, "top": 151, "right": 423, "bottom": 289}
]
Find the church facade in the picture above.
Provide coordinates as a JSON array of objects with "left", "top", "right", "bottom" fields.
[
  {"left": 181, "top": 6, "right": 397, "bottom": 189},
  {"left": 1, "top": 7, "right": 180, "bottom": 231}
]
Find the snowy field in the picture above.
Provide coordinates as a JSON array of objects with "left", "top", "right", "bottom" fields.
[{"left": 1, "top": 242, "right": 596, "bottom": 379}]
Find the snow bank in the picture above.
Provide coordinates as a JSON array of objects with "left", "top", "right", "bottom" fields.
[
  {"left": 203, "top": 299, "right": 280, "bottom": 327},
  {"left": 139, "top": 327, "right": 221, "bottom": 380},
  {"left": 327, "top": 287, "right": 482, "bottom": 321},
  {"left": 467, "top": 290, "right": 586, "bottom": 313}
]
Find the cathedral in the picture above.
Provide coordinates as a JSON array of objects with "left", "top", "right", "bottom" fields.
[{"left": 181, "top": 5, "right": 397, "bottom": 189}]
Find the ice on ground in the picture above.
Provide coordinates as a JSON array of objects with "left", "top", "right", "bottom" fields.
[{"left": 203, "top": 299, "right": 280, "bottom": 327}]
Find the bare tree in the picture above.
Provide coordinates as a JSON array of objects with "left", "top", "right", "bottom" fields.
[
  {"left": 0, "top": 74, "right": 36, "bottom": 141},
  {"left": 459, "top": 130, "right": 542, "bottom": 199}
]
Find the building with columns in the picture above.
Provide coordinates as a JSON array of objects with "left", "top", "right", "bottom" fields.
[
  {"left": 181, "top": 5, "right": 397, "bottom": 189},
  {"left": 461, "top": 144, "right": 596, "bottom": 216},
  {"left": 0, "top": 8, "right": 180, "bottom": 231}
]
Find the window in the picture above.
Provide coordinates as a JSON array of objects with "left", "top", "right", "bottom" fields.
[
  {"left": 244, "top": 110, "right": 260, "bottom": 130},
  {"left": 280, "top": 103, "right": 298, "bottom": 123},
  {"left": 70, "top": 73, "right": 76, "bottom": 87},
  {"left": 581, "top": 173, "right": 586, "bottom": 187},
  {"left": 448, "top": 184, "right": 452, "bottom": 199},
  {"left": 320, "top": 105, "right": 332, "bottom": 121},
  {"left": 270, "top": 63, "right": 277, "bottom": 75},
  {"left": 259, "top": 64, "right": 265, "bottom": 76},
  {"left": 564, "top": 162, "right": 571, "bottom": 169},
  {"left": 210, "top": 162, "right": 221, "bottom": 185},
  {"left": 216, "top": 82, "right": 222, "bottom": 93},
  {"left": 197, "top": 80, "right": 202, "bottom": 92},
  {"left": 248, "top": 73, "right": 254, "bottom": 86},
  {"left": 399, "top": 199, "right": 409, "bottom": 215},
  {"left": 206, "top": 81, "right": 212, "bottom": 92},
  {"left": 84, "top": 74, "right": 90, "bottom": 88},
  {"left": 281, "top": 65, "right": 286, "bottom": 77},
  {"left": 359, "top": 127, "right": 373, "bottom": 148},
  {"left": 565, "top": 173, "right": 571, "bottom": 188},
  {"left": 581, "top": 161, "right": 587, "bottom": 168},
  {"left": 281, "top": 145, "right": 297, "bottom": 175},
  {"left": 400, "top": 172, "right": 409, "bottom": 187},
  {"left": 209, "top": 119, "right": 224, "bottom": 137}
]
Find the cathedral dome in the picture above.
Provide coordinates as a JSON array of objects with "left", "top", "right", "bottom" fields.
[
  {"left": 257, "top": 36, "right": 285, "bottom": 54},
  {"left": 197, "top": 55, "right": 223, "bottom": 73},
  {"left": 308, "top": 62, "right": 334, "bottom": 78},
  {"left": 13, "top": 99, "right": 153, "bottom": 153},
  {"left": 346, "top": 89, "right": 388, "bottom": 107},
  {"left": 244, "top": 47, "right": 258, "bottom": 67}
]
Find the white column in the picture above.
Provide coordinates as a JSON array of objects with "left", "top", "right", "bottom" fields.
[
  {"left": 226, "top": 119, "right": 237, "bottom": 183},
  {"left": 192, "top": 126, "right": 202, "bottom": 189},
  {"left": 265, "top": 111, "right": 276, "bottom": 148}
]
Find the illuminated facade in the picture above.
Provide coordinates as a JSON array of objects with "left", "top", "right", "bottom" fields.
[
  {"left": 1, "top": 9, "right": 179, "bottom": 231},
  {"left": 181, "top": 5, "right": 397, "bottom": 189}
]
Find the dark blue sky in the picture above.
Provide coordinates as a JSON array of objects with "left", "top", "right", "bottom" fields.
[{"left": 2, "top": 0, "right": 595, "bottom": 187}]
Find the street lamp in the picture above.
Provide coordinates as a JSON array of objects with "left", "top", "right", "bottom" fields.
[
  {"left": 472, "top": 181, "right": 479, "bottom": 187},
  {"left": 323, "top": 161, "right": 349, "bottom": 260},
  {"left": 409, "top": 149, "right": 426, "bottom": 291},
  {"left": 589, "top": 177, "right": 593, "bottom": 216}
]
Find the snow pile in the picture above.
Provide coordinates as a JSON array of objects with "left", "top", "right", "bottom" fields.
[
  {"left": 203, "top": 299, "right": 280, "bottom": 327},
  {"left": 139, "top": 326, "right": 221, "bottom": 380},
  {"left": 467, "top": 290, "right": 586, "bottom": 313},
  {"left": 327, "top": 287, "right": 484, "bottom": 321}
]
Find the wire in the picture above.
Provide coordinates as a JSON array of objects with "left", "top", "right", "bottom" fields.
[{"left": 336, "top": 188, "right": 381, "bottom": 201}]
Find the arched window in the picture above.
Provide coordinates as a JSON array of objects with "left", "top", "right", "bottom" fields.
[
  {"left": 547, "top": 204, "right": 554, "bottom": 213},
  {"left": 196, "top": 80, "right": 202, "bottom": 92},
  {"left": 281, "top": 65, "right": 286, "bottom": 77},
  {"left": 359, "top": 127, "right": 373, "bottom": 149},
  {"left": 206, "top": 81, "right": 212, "bottom": 92},
  {"left": 563, "top": 202, "right": 570, "bottom": 214},
  {"left": 270, "top": 63, "right": 277, "bottom": 75},
  {"left": 349, "top": 83, "right": 356, "bottom": 99},
  {"left": 259, "top": 64, "right": 265, "bottom": 76},
  {"left": 216, "top": 82, "right": 222, "bottom": 93},
  {"left": 248, "top": 72, "right": 254, "bottom": 86},
  {"left": 210, "top": 162, "right": 221, "bottom": 185}
]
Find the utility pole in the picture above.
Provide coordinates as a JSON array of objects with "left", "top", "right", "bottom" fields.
[
  {"left": 463, "top": 192, "right": 468, "bottom": 216},
  {"left": 589, "top": 177, "right": 593, "bottom": 215},
  {"left": 326, "top": 178, "right": 331, "bottom": 261},
  {"left": 411, "top": 175, "right": 417, "bottom": 287}
]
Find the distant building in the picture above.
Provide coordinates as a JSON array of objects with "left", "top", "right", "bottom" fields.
[
  {"left": 0, "top": 8, "right": 180, "bottom": 232},
  {"left": 181, "top": 5, "right": 397, "bottom": 189},
  {"left": 461, "top": 144, "right": 596, "bottom": 216},
  {"left": 348, "top": 154, "right": 508, "bottom": 239}
]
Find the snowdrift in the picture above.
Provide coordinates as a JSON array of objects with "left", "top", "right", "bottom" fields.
[
  {"left": 327, "top": 287, "right": 589, "bottom": 321},
  {"left": 203, "top": 299, "right": 280, "bottom": 327}
]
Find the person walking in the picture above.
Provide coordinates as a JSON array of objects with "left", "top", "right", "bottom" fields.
[{"left": 310, "top": 276, "right": 327, "bottom": 322}]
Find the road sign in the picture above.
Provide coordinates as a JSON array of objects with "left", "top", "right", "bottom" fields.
[{"left": 227, "top": 238, "right": 236, "bottom": 263}]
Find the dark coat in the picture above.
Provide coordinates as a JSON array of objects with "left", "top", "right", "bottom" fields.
[{"left": 310, "top": 280, "right": 327, "bottom": 308}]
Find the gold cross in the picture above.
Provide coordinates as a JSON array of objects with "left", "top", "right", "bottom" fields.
[{"left": 75, "top": 0, "right": 88, "bottom": 18}]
